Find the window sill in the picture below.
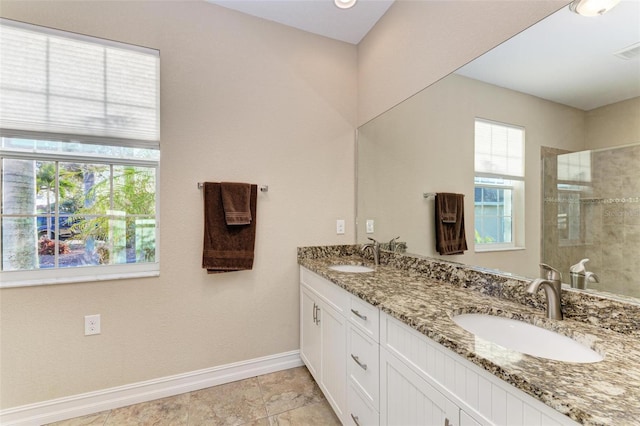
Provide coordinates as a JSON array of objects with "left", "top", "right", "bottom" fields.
[
  {"left": 0, "top": 265, "right": 159, "bottom": 288},
  {"left": 475, "top": 246, "right": 526, "bottom": 253}
]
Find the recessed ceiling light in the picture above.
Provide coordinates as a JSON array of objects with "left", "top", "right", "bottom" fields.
[
  {"left": 569, "top": 0, "right": 621, "bottom": 16},
  {"left": 334, "top": 0, "right": 357, "bottom": 10}
]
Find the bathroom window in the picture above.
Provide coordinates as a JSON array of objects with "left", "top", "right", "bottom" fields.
[
  {"left": 0, "top": 19, "right": 160, "bottom": 287},
  {"left": 474, "top": 119, "right": 525, "bottom": 251}
]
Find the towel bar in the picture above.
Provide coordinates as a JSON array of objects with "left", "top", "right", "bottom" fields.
[
  {"left": 423, "top": 192, "right": 436, "bottom": 199},
  {"left": 197, "top": 182, "right": 268, "bottom": 192}
]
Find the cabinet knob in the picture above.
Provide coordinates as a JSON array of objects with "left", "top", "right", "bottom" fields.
[
  {"left": 350, "top": 413, "right": 361, "bottom": 426},
  {"left": 351, "top": 354, "right": 368, "bottom": 371},
  {"left": 350, "top": 308, "right": 368, "bottom": 321}
]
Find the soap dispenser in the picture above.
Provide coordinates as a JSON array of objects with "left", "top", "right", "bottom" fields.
[{"left": 569, "top": 258, "right": 599, "bottom": 289}]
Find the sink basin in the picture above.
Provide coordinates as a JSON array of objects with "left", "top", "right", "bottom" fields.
[
  {"left": 329, "top": 264, "right": 374, "bottom": 273},
  {"left": 452, "top": 313, "right": 603, "bottom": 363}
]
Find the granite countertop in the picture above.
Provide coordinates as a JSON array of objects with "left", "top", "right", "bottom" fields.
[{"left": 298, "top": 248, "right": 640, "bottom": 426}]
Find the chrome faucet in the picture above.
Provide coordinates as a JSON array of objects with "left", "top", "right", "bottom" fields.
[
  {"left": 388, "top": 236, "right": 400, "bottom": 252},
  {"left": 539, "top": 263, "right": 562, "bottom": 283},
  {"left": 526, "top": 264, "right": 563, "bottom": 320},
  {"left": 569, "top": 259, "right": 600, "bottom": 289},
  {"left": 361, "top": 237, "right": 380, "bottom": 266},
  {"left": 585, "top": 271, "right": 600, "bottom": 283}
]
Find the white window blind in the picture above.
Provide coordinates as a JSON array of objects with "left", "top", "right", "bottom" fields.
[
  {"left": 474, "top": 119, "right": 524, "bottom": 178},
  {"left": 0, "top": 18, "right": 159, "bottom": 148}
]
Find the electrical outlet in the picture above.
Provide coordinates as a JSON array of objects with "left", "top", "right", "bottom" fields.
[
  {"left": 336, "top": 219, "right": 345, "bottom": 235},
  {"left": 84, "top": 314, "right": 101, "bottom": 336},
  {"left": 366, "top": 219, "right": 374, "bottom": 234}
]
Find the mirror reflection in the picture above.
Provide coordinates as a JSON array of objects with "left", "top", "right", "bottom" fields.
[
  {"left": 542, "top": 143, "right": 640, "bottom": 297},
  {"left": 356, "top": 2, "right": 640, "bottom": 299}
]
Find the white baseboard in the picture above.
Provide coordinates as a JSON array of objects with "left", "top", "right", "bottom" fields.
[{"left": 0, "top": 350, "right": 303, "bottom": 426}]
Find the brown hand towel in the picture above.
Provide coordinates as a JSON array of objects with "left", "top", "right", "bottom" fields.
[
  {"left": 202, "top": 182, "right": 257, "bottom": 273},
  {"left": 435, "top": 193, "right": 468, "bottom": 255},
  {"left": 221, "top": 182, "right": 252, "bottom": 225},
  {"left": 440, "top": 200, "right": 457, "bottom": 224}
]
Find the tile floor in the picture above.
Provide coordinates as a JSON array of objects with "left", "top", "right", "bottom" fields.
[{"left": 46, "top": 366, "right": 341, "bottom": 426}]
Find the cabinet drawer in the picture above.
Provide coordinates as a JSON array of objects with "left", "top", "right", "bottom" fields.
[
  {"left": 349, "top": 296, "right": 379, "bottom": 341},
  {"left": 348, "top": 325, "right": 379, "bottom": 408},
  {"left": 347, "top": 382, "right": 379, "bottom": 426}
]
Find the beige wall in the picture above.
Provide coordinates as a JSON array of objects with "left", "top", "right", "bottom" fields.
[
  {"left": 357, "top": 0, "right": 568, "bottom": 126},
  {"left": 585, "top": 97, "right": 640, "bottom": 149},
  {"left": 357, "top": 74, "right": 585, "bottom": 278},
  {"left": 0, "top": 0, "right": 577, "bottom": 411},
  {"left": 0, "top": 1, "right": 357, "bottom": 408}
]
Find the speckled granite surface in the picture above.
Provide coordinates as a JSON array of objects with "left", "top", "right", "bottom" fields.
[{"left": 297, "top": 245, "right": 640, "bottom": 426}]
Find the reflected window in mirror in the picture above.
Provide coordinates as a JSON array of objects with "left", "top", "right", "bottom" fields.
[
  {"left": 556, "top": 151, "right": 593, "bottom": 245},
  {"left": 474, "top": 119, "right": 525, "bottom": 251}
]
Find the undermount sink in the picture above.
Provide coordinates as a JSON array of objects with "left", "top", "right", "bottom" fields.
[
  {"left": 328, "top": 264, "right": 375, "bottom": 273},
  {"left": 452, "top": 313, "right": 603, "bottom": 363}
]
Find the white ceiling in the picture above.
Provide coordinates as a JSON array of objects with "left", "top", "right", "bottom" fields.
[
  {"left": 205, "top": 0, "right": 640, "bottom": 111},
  {"left": 456, "top": 1, "right": 640, "bottom": 111},
  {"left": 205, "top": 0, "right": 394, "bottom": 45}
]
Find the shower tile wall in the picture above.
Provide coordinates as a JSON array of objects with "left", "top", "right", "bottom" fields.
[{"left": 542, "top": 144, "right": 640, "bottom": 298}]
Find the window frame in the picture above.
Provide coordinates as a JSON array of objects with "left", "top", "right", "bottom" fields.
[
  {"left": 0, "top": 19, "right": 160, "bottom": 287},
  {"left": 473, "top": 118, "right": 525, "bottom": 252},
  {"left": 0, "top": 146, "right": 160, "bottom": 288}
]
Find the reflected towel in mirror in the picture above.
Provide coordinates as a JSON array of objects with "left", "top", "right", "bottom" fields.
[{"left": 435, "top": 193, "right": 467, "bottom": 255}]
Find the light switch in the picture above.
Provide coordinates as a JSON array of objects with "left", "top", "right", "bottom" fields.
[{"left": 366, "top": 219, "right": 374, "bottom": 234}]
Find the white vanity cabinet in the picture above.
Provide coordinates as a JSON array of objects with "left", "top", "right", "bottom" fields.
[
  {"left": 300, "top": 267, "right": 381, "bottom": 425},
  {"left": 346, "top": 297, "right": 380, "bottom": 426},
  {"left": 381, "top": 346, "right": 474, "bottom": 426},
  {"left": 300, "top": 268, "right": 348, "bottom": 422},
  {"left": 380, "top": 314, "right": 486, "bottom": 426},
  {"left": 380, "top": 312, "right": 579, "bottom": 426},
  {"left": 300, "top": 267, "right": 579, "bottom": 426},
  {"left": 300, "top": 285, "right": 321, "bottom": 377}
]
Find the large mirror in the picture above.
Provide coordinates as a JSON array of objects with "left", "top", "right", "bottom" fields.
[{"left": 357, "top": 1, "right": 640, "bottom": 300}]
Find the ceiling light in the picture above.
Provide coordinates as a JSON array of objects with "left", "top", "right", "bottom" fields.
[
  {"left": 569, "top": 0, "right": 621, "bottom": 16},
  {"left": 334, "top": 0, "right": 357, "bottom": 9}
]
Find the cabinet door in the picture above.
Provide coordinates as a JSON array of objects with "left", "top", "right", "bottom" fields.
[
  {"left": 320, "top": 301, "right": 347, "bottom": 422},
  {"left": 380, "top": 348, "right": 458, "bottom": 426},
  {"left": 460, "top": 410, "right": 482, "bottom": 426},
  {"left": 300, "top": 285, "right": 321, "bottom": 379}
]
